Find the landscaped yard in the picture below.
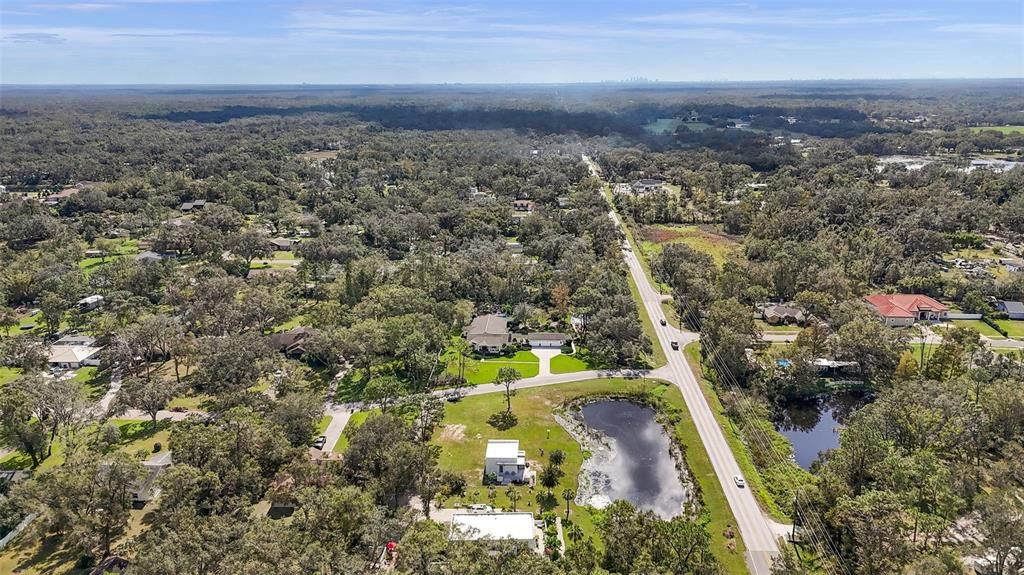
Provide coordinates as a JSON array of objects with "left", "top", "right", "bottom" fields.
[
  {"left": 755, "top": 320, "right": 803, "bottom": 334},
  {"left": 951, "top": 319, "right": 1004, "bottom": 338},
  {"left": 0, "top": 418, "right": 171, "bottom": 472},
  {"left": 446, "top": 350, "right": 540, "bottom": 385},
  {"left": 969, "top": 125, "right": 1024, "bottom": 134},
  {"left": 333, "top": 410, "right": 373, "bottom": 452},
  {"left": 549, "top": 354, "right": 590, "bottom": 374},
  {"left": 994, "top": 319, "right": 1024, "bottom": 338},
  {"left": 637, "top": 224, "right": 739, "bottom": 268},
  {"left": 431, "top": 378, "right": 747, "bottom": 572}
]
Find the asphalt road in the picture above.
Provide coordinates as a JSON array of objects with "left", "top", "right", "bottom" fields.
[{"left": 591, "top": 156, "right": 780, "bottom": 574}]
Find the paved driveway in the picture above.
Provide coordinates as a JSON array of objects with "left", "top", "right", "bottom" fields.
[{"left": 530, "top": 347, "right": 561, "bottom": 377}]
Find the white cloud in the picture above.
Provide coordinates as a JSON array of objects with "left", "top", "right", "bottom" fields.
[
  {"left": 630, "top": 8, "right": 934, "bottom": 27},
  {"left": 934, "top": 23, "right": 1023, "bottom": 37}
]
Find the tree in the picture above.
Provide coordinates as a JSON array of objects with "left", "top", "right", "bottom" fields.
[
  {"left": 834, "top": 490, "right": 911, "bottom": 575},
  {"left": 193, "top": 333, "right": 271, "bottom": 395},
  {"left": 229, "top": 228, "right": 273, "bottom": 268},
  {"left": 548, "top": 449, "right": 565, "bottom": 467},
  {"left": 832, "top": 317, "right": 908, "bottom": 383},
  {"left": 396, "top": 520, "right": 447, "bottom": 575},
  {"left": 975, "top": 487, "right": 1024, "bottom": 575},
  {"left": 494, "top": 367, "right": 521, "bottom": 415},
  {"left": 109, "top": 375, "right": 180, "bottom": 427},
  {"left": 506, "top": 485, "right": 521, "bottom": 512},
  {"left": 0, "top": 381, "right": 48, "bottom": 467},
  {"left": 39, "top": 291, "right": 69, "bottom": 336},
  {"left": 270, "top": 392, "right": 324, "bottom": 447},
  {"left": 561, "top": 487, "right": 575, "bottom": 520},
  {"left": 363, "top": 375, "right": 406, "bottom": 414},
  {"left": 0, "top": 307, "right": 17, "bottom": 337},
  {"left": 539, "top": 464, "right": 561, "bottom": 497},
  {"left": 447, "top": 336, "right": 472, "bottom": 387}
]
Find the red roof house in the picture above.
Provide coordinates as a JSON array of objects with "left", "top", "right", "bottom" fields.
[{"left": 864, "top": 294, "right": 948, "bottom": 327}]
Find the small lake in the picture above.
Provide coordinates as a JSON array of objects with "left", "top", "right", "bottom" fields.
[
  {"left": 774, "top": 392, "right": 868, "bottom": 470},
  {"left": 576, "top": 400, "right": 690, "bottom": 519}
]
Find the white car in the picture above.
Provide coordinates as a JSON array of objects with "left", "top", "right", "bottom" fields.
[
  {"left": 733, "top": 475, "right": 746, "bottom": 488},
  {"left": 468, "top": 504, "right": 493, "bottom": 513}
]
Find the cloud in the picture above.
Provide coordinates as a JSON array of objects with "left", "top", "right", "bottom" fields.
[
  {"left": 630, "top": 8, "right": 934, "bottom": 27},
  {"left": 934, "top": 23, "right": 1023, "bottom": 37},
  {"left": 31, "top": 3, "right": 117, "bottom": 11},
  {"left": 5, "top": 32, "right": 67, "bottom": 43}
]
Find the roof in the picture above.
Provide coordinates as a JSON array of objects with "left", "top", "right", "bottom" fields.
[
  {"left": 999, "top": 300, "right": 1024, "bottom": 314},
  {"left": 49, "top": 345, "right": 103, "bottom": 364},
  {"left": 864, "top": 294, "right": 948, "bottom": 318},
  {"left": 54, "top": 334, "right": 97, "bottom": 346},
  {"left": 485, "top": 439, "right": 521, "bottom": 460},
  {"left": 78, "top": 295, "right": 104, "bottom": 305},
  {"left": 269, "top": 326, "right": 315, "bottom": 350},
  {"left": 136, "top": 251, "right": 163, "bottom": 261},
  {"left": 269, "top": 237, "right": 294, "bottom": 247},
  {"left": 450, "top": 512, "right": 535, "bottom": 543},
  {"left": 467, "top": 314, "right": 509, "bottom": 337},
  {"left": 763, "top": 305, "right": 805, "bottom": 319}
]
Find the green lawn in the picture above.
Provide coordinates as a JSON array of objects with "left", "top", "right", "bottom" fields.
[
  {"left": 0, "top": 418, "right": 170, "bottom": 472},
  {"left": 0, "top": 367, "right": 21, "bottom": 387},
  {"left": 315, "top": 415, "right": 332, "bottom": 436},
  {"left": 684, "top": 343, "right": 786, "bottom": 521},
  {"left": 994, "top": 320, "right": 1024, "bottom": 338},
  {"left": 167, "top": 390, "right": 214, "bottom": 411},
  {"left": 73, "top": 367, "right": 109, "bottom": 401},
  {"left": 951, "top": 319, "right": 1004, "bottom": 338},
  {"left": 549, "top": 354, "right": 590, "bottom": 374},
  {"left": 625, "top": 271, "right": 667, "bottom": 369},
  {"left": 78, "top": 239, "right": 140, "bottom": 275},
  {"left": 432, "top": 378, "right": 747, "bottom": 573},
  {"left": 446, "top": 351, "right": 540, "bottom": 385},
  {"left": 272, "top": 250, "right": 298, "bottom": 260},
  {"left": 969, "top": 125, "right": 1024, "bottom": 134}
]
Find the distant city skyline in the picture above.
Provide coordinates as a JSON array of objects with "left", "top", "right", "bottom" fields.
[{"left": 1, "top": 0, "right": 1021, "bottom": 84}]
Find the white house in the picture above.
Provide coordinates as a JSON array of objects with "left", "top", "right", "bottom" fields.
[
  {"left": 48, "top": 335, "right": 103, "bottom": 369},
  {"left": 522, "top": 332, "right": 567, "bottom": 348},
  {"left": 77, "top": 295, "right": 104, "bottom": 312},
  {"left": 450, "top": 512, "right": 538, "bottom": 551},
  {"left": 484, "top": 439, "right": 526, "bottom": 484}
]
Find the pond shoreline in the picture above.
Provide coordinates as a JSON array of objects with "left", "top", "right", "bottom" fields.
[{"left": 555, "top": 395, "right": 698, "bottom": 519}]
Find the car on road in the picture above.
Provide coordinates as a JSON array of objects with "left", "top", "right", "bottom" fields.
[
  {"left": 670, "top": 341, "right": 679, "bottom": 350},
  {"left": 468, "top": 504, "right": 493, "bottom": 512},
  {"left": 312, "top": 435, "right": 327, "bottom": 450},
  {"left": 733, "top": 475, "right": 746, "bottom": 488},
  {"left": 659, "top": 318, "right": 667, "bottom": 326},
  {"left": 444, "top": 390, "right": 465, "bottom": 402}
]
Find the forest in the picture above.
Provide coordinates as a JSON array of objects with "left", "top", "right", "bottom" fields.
[{"left": 0, "top": 80, "right": 1022, "bottom": 575}]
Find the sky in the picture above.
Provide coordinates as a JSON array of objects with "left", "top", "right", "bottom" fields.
[{"left": 0, "top": 0, "right": 1022, "bottom": 84}]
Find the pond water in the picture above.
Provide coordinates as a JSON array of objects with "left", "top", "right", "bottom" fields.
[
  {"left": 576, "top": 400, "right": 690, "bottom": 519},
  {"left": 774, "top": 392, "right": 868, "bottom": 470}
]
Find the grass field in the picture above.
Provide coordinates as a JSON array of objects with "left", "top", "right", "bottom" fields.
[
  {"left": 625, "top": 270, "right": 668, "bottom": 368},
  {"left": 446, "top": 351, "right": 539, "bottom": 385},
  {"left": 549, "top": 354, "right": 590, "bottom": 374},
  {"left": 951, "top": 319, "right": 1005, "bottom": 338},
  {"left": 0, "top": 418, "right": 170, "bottom": 472},
  {"left": 432, "top": 378, "right": 747, "bottom": 573},
  {"left": 755, "top": 320, "right": 803, "bottom": 334},
  {"left": 637, "top": 224, "right": 739, "bottom": 268},
  {"left": 315, "top": 415, "right": 332, "bottom": 436},
  {"left": 969, "top": 125, "right": 1024, "bottom": 134},
  {"left": 78, "top": 239, "right": 139, "bottom": 275},
  {"left": 994, "top": 320, "right": 1024, "bottom": 338}
]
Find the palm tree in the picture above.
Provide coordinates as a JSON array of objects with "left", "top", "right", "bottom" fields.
[
  {"left": 561, "top": 488, "right": 576, "bottom": 520},
  {"left": 506, "top": 486, "right": 521, "bottom": 511},
  {"left": 448, "top": 336, "right": 472, "bottom": 386},
  {"left": 567, "top": 523, "right": 583, "bottom": 545}
]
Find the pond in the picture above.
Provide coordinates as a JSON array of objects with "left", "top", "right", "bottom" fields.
[
  {"left": 774, "top": 392, "right": 868, "bottom": 470},
  {"left": 561, "top": 400, "right": 692, "bottom": 519}
]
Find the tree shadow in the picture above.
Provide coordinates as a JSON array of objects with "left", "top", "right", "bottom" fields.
[
  {"left": 487, "top": 411, "right": 518, "bottom": 430},
  {"left": 535, "top": 492, "right": 559, "bottom": 513}
]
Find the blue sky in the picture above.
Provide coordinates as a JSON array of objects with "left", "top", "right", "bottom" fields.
[{"left": 1, "top": 0, "right": 1021, "bottom": 84}]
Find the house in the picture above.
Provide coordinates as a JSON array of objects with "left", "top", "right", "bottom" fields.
[
  {"left": 484, "top": 439, "right": 527, "bottom": 484},
  {"left": 84, "top": 249, "right": 105, "bottom": 258},
  {"left": 506, "top": 241, "right": 523, "bottom": 254},
  {"left": 269, "top": 326, "right": 316, "bottom": 357},
  {"left": 511, "top": 199, "right": 535, "bottom": 212},
  {"left": 269, "top": 237, "right": 298, "bottom": 251},
  {"left": 48, "top": 335, "right": 104, "bottom": 369},
  {"left": 450, "top": 512, "right": 538, "bottom": 551},
  {"left": 131, "top": 452, "right": 172, "bottom": 508},
  {"left": 42, "top": 187, "right": 80, "bottom": 205},
  {"left": 761, "top": 304, "right": 807, "bottom": 326},
  {"left": 996, "top": 300, "right": 1024, "bottom": 320},
  {"left": 522, "top": 332, "right": 568, "bottom": 348},
  {"left": 465, "top": 314, "right": 511, "bottom": 354},
  {"left": 813, "top": 359, "right": 860, "bottom": 377},
  {"left": 179, "top": 199, "right": 207, "bottom": 212},
  {"left": 135, "top": 251, "right": 164, "bottom": 263},
  {"left": 864, "top": 294, "right": 949, "bottom": 327},
  {"left": 77, "top": 295, "right": 104, "bottom": 312},
  {"left": 556, "top": 196, "right": 570, "bottom": 209},
  {"left": 630, "top": 179, "right": 665, "bottom": 195}
]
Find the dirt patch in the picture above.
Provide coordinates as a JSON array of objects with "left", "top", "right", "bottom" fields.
[
  {"left": 639, "top": 225, "right": 686, "bottom": 244},
  {"left": 439, "top": 424, "right": 466, "bottom": 442}
]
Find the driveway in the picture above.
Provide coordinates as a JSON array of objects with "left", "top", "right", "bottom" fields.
[{"left": 531, "top": 347, "right": 561, "bottom": 377}]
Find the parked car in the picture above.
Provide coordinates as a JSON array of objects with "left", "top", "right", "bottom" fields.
[
  {"left": 670, "top": 341, "right": 679, "bottom": 350},
  {"left": 659, "top": 318, "right": 667, "bottom": 326},
  {"left": 444, "top": 390, "right": 465, "bottom": 402},
  {"left": 468, "top": 504, "right": 493, "bottom": 512},
  {"left": 312, "top": 436, "right": 327, "bottom": 450},
  {"left": 733, "top": 475, "right": 746, "bottom": 488}
]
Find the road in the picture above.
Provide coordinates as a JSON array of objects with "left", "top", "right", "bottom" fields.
[{"left": 587, "top": 155, "right": 780, "bottom": 574}]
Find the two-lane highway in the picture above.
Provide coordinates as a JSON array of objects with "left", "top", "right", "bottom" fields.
[{"left": 592, "top": 155, "right": 780, "bottom": 574}]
